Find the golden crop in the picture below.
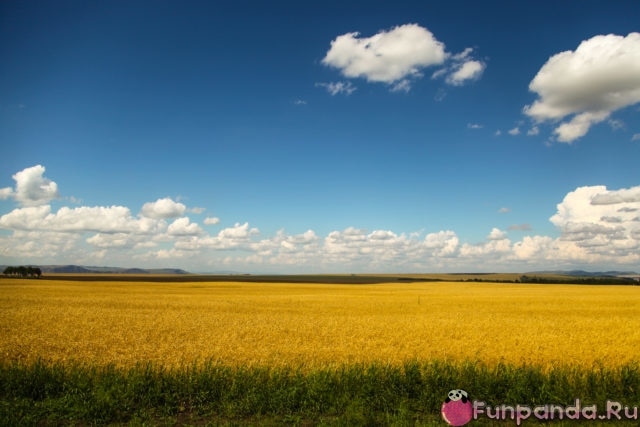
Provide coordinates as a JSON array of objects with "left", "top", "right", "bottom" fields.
[{"left": 1, "top": 279, "right": 639, "bottom": 370}]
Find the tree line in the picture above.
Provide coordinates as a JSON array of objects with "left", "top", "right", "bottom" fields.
[{"left": 3, "top": 266, "right": 42, "bottom": 278}]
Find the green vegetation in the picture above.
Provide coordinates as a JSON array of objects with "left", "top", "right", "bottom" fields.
[
  {"left": 2, "top": 360, "right": 639, "bottom": 426},
  {"left": 2, "top": 265, "right": 41, "bottom": 278}
]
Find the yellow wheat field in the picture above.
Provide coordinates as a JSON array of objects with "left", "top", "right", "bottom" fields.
[{"left": 1, "top": 278, "right": 639, "bottom": 370}]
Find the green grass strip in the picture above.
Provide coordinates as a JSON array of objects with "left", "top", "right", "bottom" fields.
[{"left": 1, "top": 359, "right": 639, "bottom": 425}]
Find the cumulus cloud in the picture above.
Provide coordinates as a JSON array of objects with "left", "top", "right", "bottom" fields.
[
  {"left": 445, "top": 52, "right": 485, "bottom": 86},
  {"left": 550, "top": 185, "right": 640, "bottom": 258},
  {"left": 3, "top": 165, "right": 59, "bottom": 206},
  {"left": 0, "top": 205, "right": 165, "bottom": 234},
  {"left": 632, "top": 133, "right": 640, "bottom": 141},
  {"left": 508, "top": 127, "right": 520, "bottom": 136},
  {"left": 204, "top": 216, "right": 220, "bottom": 225},
  {"left": 323, "top": 24, "right": 445, "bottom": 83},
  {"left": 524, "top": 32, "right": 640, "bottom": 143},
  {"left": 322, "top": 24, "right": 483, "bottom": 91},
  {"left": 1, "top": 165, "right": 638, "bottom": 271},
  {"left": 140, "top": 197, "right": 186, "bottom": 219},
  {"left": 167, "top": 217, "right": 203, "bottom": 236},
  {"left": 488, "top": 228, "right": 508, "bottom": 240},
  {"left": 424, "top": 230, "right": 459, "bottom": 257}
]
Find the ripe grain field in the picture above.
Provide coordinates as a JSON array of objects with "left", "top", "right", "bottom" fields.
[
  {"left": 2, "top": 277, "right": 640, "bottom": 425},
  {"left": 2, "top": 278, "right": 639, "bottom": 369}
]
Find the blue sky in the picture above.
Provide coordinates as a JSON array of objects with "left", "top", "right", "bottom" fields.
[{"left": 1, "top": 1, "right": 639, "bottom": 273}]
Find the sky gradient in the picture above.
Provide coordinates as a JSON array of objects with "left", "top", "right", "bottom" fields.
[{"left": 1, "top": 1, "right": 639, "bottom": 273}]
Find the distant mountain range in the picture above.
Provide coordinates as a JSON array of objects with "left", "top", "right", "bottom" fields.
[
  {"left": 527, "top": 270, "right": 639, "bottom": 277},
  {"left": 5, "top": 265, "right": 191, "bottom": 275}
]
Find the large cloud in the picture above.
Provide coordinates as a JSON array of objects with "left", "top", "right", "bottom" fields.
[
  {"left": 550, "top": 185, "right": 640, "bottom": 258},
  {"left": 322, "top": 24, "right": 484, "bottom": 91},
  {"left": 0, "top": 205, "right": 164, "bottom": 234},
  {"left": 524, "top": 33, "right": 640, "bottom": 143},
  {"left": 0, "top": 165, "right": 59, "bottom": 206}
]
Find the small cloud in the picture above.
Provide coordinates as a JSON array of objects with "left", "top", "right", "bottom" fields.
[
  {"left": 293, "top": 99, "right": 307, "bottom": 105},
  {"left": 467, "top": 123, "right": 483, "bottom": 129},
  {"left": 608, "top": 119, "right": 625, "bottom": 130},
  {"left": 527, "top": 126, "right": 540, "bottom": 136},
  {"left": 495, "top": 130, "right": 502, "bottom": 136},
  {"left": 189, "top": 207, "right": 206, "bottom": 214},
  {"left": 632, "top": 133, "right": 640, "bottom": 141},
  {"left": 0, "top": 187, "right": 13, "bottom": 200},
  {"left": 204, "top": 216, "right": 220, "bottom": 225},
  {"left": 508, "top": 127, "right": 520, "bottom": 136},
  {"left": 5, "top": 165, "right": 59, "bottom": 206},
  {"left": 488, "top": 227, "right": 508, "bottom": 240},
  {"left": 508, "top": 224, "right": 532, "bottom": 231},
  {"left": 390, "top": 79, "right": 411, "bottom": 93},
  {"left": 140, "top": 197, "right": 186, "bottom": 219},
  {"left": 446, "top": 59, "right": 485, "bottom": 86},
  {"left": 498, "top": 207, "right": 510, "bottom": 214},
  {"left": 434, "top": 88, "right": 447, "bottom": 102},
  {"left": 315, "top": 81, "right": 356, "bottom": 96}
]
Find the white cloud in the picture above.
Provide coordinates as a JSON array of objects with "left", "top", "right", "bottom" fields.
[
  {"left": 508, "top": 127, "right": 520, "bottom": 136},
  {"left": 0, "top": 205, "right": 165, "bottom": 234},
  {"left": 87, "top": 233, "right": 134, "bottom": 249},
  {"left": 632, "top": 133, "right": 640, "bottom": 141},
  {"left": 527, "top": 126, "right": 539, "bottom": 136},
  {"left": 167, "top": 217, "right": 203, "bottom": 236},
  {"left": 204, "top": 216, "right": 220, "bottom": 225},
  {"left": 524, "top": 32, "right": 640, "bottom": 143},
  {"left": 434, "top": 47, "right": 486, "bottom": 87},
  {"left": 315, "top": 81, "right": 356, "bottom": 96},
  {"left": 5, "top": 165, "right": 59, "bottom": 206},
  {"left": 550, "top": 185, "right": 640, "bottom": 258},
  {"left": 1, "top": 165, "right": 639, "bottom": 272},
  {"left": 390, "top": 79, "right": 411, "bottom": 93},
  {"left": 498, "top": 207, "right": 510, "bottom": 214},
  {"left": 467, "top": 123, "right": 483, "bottom": 129},
  {"left": 0, "top": 187, "right": 12, "bottom": 200},
  {"left": 322, "top": 24, "right": 446, "bottom": 84},
  {"left": 140, "top": 197, "right": 186, "bottom": 219},
  {"left": 495, "top": 130, "right": 502, "bottom": 136},
  {"left": 488, "top": 228, "right": 508, "bottom": 240},
  {"left": 424, "top": 230, "right": 459, "bottom": 257},
  {"left": 322, "top": 24, "right": 484, "bottom": 91},
  {"left": 446, "top": 59, "right": 485, "bottom": 86}
]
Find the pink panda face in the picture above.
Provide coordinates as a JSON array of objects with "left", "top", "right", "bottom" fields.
[{"left": 441, "top": 389, "right": 473, "bottom": 426}]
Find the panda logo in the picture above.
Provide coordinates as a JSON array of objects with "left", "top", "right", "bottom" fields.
[{"left": 441, "top": 389, "right": 472, "bottom": 426}]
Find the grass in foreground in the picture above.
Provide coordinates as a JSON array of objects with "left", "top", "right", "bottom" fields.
[{"left": 2, "top": 359, "right": 640, "bottom": 426}]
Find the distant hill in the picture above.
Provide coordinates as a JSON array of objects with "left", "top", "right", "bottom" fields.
[
  {"left": 527, "top": 270, "right": 638, "bottom": 277},
  {"left": 34, "top": 265, "right": 190, "bottom": 274}
]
